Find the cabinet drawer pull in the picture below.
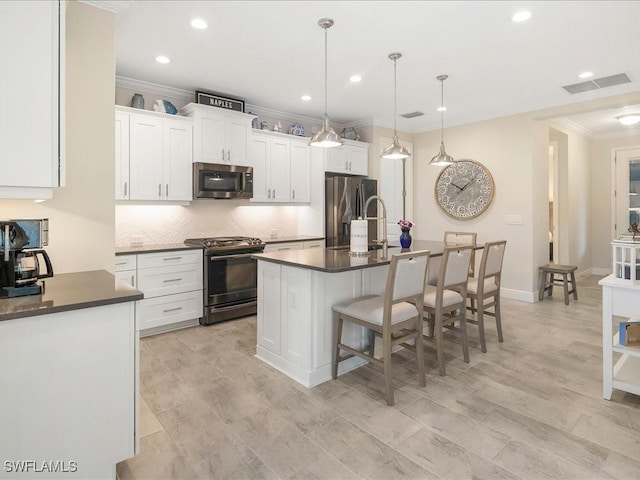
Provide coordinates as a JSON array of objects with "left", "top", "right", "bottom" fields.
[
  {"left": 158, "top": 184, "right": 162, "bottom": 197},
  {"left": 227, "top": 150, "right": 231, "bottom": 162},
  {"left": 163, "top": 307, "right": 183, "bottom": 313},
  {"left": 166, "top": 184, "right": 169, "bottom": 196},
  {"left": 163, "top": 256, "right": 182, "bottom": 261},
  {"left": 268, "top": 188, "right": 271, "bottom": 199},
  {"left": 307, "top": 245, "right": 321, "bottom": 248},
  {"left": 278, "top": 247, "right": 291, "bottom": 251},
  {"left": 163, "top": 278, "right": 182, "bottom": 283},
  {"left": 115, "top": 261, "right": 127, "bottom": 266},
  {"left": 124, "top": 182, "right": 128, "bottom": 196},
  {"left": 273, "top": 188, "right": 276, "bottom": 198},
  {"left": 131, "top": 275, "right": 135, "bottom": 285},
  {"left": 292, "top": 189, "right": 295, "bottom": 200},
  {"left": 221, "top": 148, "right": 225, "bottom": 161}
]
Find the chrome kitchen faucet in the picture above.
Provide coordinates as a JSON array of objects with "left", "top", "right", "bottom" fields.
[{"left": 364, "top": 195, "right": 388, "bottom": 258}]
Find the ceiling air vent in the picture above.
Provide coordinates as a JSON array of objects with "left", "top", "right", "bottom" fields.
[
  {"left": 563, "top": 72, "right": 631, "bottom": 94},
  {"left": 593, "top": 73, "right": 631, "bottom": 88},
  {"left": 400, "top": 111, "right": 424, "bottom": 118},
  {"left": 562, "top": 81, "right": 599, "bottom": 94}
]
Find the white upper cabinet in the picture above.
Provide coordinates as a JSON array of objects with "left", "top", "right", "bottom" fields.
[
  {"left": 182, "top": 103, "right": 254, "bottom": 167},
  {"left": 250, "top": 132, "right": 291, "bottom": 203},
  {"left": 0, "top": 0, "right": 64, "bottom": 199},
  {"left": 116, "top": 106, "right": 193, "bottom": 201},
  {"left": 290, "top": 139, "right": 311, "bottom": 203},
  {"left": 115, "top": 112, "right": 130, "bottom": 200},
  {"left": 250, "top": 132, "right": 311, "bottom": 204},
  {"left": 324, "top": 141, "right": 369, "bottom": 176}
]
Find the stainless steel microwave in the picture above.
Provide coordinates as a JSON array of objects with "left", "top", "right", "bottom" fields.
[{"left": 193, "top": 163, "right": 253, "bottom": 199}]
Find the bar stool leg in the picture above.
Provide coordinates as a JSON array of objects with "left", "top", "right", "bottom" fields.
[
  {"left": 538, "top": 270, "right": 546, "bottom": 301},
  {"left": 570, "top": 271, "right": 578, "bottom": 300}
]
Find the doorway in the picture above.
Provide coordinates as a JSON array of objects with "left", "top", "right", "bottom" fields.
[
  {"left": 548, "top": 129, "right": 569, "bottom": 265},
  {"left": 613, "top": 147, "right": 640, "bottom": 239}
]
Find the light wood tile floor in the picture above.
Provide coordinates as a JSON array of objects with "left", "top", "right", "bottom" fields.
[{"left": 117, "top": 275, "right": 640, "bottom": 480}]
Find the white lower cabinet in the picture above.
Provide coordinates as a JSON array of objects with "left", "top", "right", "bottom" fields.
[
  {"left": 303, "top": 239, "right": 324, "bottom": 249},
  {"left": 115, "top": 254, "right": 137, "bottom": 287},
  {"left": 0, "top": 302, "right": 137, "bottom": 478},
  {"left": 116, "top": 249, "right": 203, "bottom": 335},
  {"left": 257, "top": 262, "right": 310, "bottom": 369},
  {"left": 264, "top": 239, "right": 324, "bottom": 252},
  {"left": 135, "top": 290, "right": 202, "bottom": 331}
]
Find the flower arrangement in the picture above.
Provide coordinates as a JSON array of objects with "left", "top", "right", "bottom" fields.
[{"left": 398, "top": 219, "right": 414, "bottom": 229}]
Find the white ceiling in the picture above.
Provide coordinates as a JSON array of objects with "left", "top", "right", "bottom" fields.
[{"left": 113, "top": 1, "right": 640, "bottom": 135}]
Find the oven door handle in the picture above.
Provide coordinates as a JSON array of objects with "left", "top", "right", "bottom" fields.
[{"left": 208, "top": 252, "right": 260, "bottom": 260}]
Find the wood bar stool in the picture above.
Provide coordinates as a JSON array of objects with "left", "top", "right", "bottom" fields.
[{"left": 538, "top": 264, "right": 578, "bottom": 305}]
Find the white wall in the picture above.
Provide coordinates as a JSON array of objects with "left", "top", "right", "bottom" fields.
[
  {"left": 412, "top": 114, "right": 536, "bottom": 299},
  {"left": 591, "top": 134, "right": 640, "bottom": 271},
  {"left": 0, "top": 2, "right": 115, "bottom": 274}
]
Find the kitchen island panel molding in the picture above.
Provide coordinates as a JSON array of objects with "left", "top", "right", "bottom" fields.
[{"left": 255, "top": 258, "right": 388, "bottom": 387}]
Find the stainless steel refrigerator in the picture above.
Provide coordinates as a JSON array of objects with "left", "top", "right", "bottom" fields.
[{"left": 325, "top": 175, "right": 378, "bottom": 248}]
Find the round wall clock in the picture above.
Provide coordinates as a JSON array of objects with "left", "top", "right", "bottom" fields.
[{"left": 435, "top": 159, "right": 495, "bottom": 220}]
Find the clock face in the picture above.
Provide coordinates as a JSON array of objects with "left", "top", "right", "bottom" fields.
[{"left": 435, "top": 160, "right": 495, "bottom": 220}]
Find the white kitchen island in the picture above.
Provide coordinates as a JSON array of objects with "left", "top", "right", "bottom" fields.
[{"left": 253, "top": 241, "right": 451, "bottom": 387}]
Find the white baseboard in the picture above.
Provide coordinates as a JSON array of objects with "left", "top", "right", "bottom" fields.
[{"left": 501, "top": 288, "right": 536, "bottom": 303}]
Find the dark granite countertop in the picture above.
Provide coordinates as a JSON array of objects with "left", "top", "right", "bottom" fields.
[
  {"left": 263, "top": 235, "right": 324, "bottom": 244},
  {"left": 0, "top": 270, "right": 143, "bottom": 322},
  {"left": 116, "top": 243, "right": 203, "bottom": 255},
  {"left": 252, "top": 240, "right": 459, "bottom": 273}
]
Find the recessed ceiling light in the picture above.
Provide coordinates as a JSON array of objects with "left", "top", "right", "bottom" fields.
[
  {"left": 190, "top": 18, "right": 208, "bottom": 30},
  {"left": 512, "top": 10, "right": 532, "bottom": 22},
  {"left": 578, "top": 71, "right": 594, "bottom": 79},
  {"left": 155, "top": 55, "right": 171, "bottom": 64},
  {"left": 301, "top": 94, "right": 311, "bottom": 101},
  {"left": 617, "top": 114, "right": 640, "bottom": 126},
  {"left": 349, "top": 75, "right": 362, "bottom": 83},
  {"left": 437, "top": 106, "right": 447, "bottom": 112}
]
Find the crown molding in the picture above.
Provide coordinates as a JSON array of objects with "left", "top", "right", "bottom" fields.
[
  {"left": 593, "top": 127, "right": 640, "bottom": 141},
  {"left": 80, "top": 0, "right": 132, "bottom": 14},
  {"left": 115, "top": 76, "right": 377, "bottom": 131},
  {"left": 116, "top": 76, "right": 193, "bottom": 103},
  {"left": 550, "top": 118, "right": 596, "bottom": 139}
]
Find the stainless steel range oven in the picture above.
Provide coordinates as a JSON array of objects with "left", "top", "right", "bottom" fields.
[{"left": 184, "top": 236, "right": 265, "bottom": 325}]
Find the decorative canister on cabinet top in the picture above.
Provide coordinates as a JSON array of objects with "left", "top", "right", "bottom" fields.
[
  {"left": 289, "top": 123, "right": 305, "bottom": 136},
  {"left": 130, "top": 93, "right": 145, "bottom": 109}
]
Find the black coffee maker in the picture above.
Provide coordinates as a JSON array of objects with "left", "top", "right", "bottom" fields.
[{"left": 0, "top": 219, "right": 54, "bottom": 297}]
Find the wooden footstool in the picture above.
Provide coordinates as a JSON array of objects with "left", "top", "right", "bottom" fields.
[{"left": 538, "top": 264, "right": 578, "bottom": 305}]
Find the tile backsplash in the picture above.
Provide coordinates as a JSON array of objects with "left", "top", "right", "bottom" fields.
[{"left": 116, "top": 201, "right": 300, "bottom": 246}]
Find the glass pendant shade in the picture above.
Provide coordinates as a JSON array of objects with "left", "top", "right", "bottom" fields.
[
  {"left": 309, "top": 115, "right": 342, "bottom": 148},
  {"left": 309, "top": 18, "right": 342, "bottom": 149},
  {"left": 381, "top": 52, "right": 410, "bottom": 160},
  {"left": 429, "top": 74, "right": 454, "bottom": 166}
]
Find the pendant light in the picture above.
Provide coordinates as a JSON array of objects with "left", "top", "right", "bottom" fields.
[
  {"left": 381, "top": 53, "right": 410, "bottom": 160},
  {"left": 309, "top": 18, "right": 343, "bottom": 148},
  {"left": 429, "top": 74, "right": 454, "bottom": 166}
]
